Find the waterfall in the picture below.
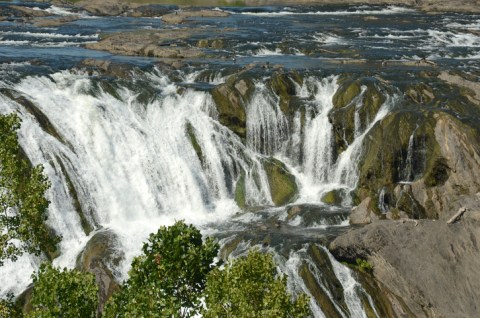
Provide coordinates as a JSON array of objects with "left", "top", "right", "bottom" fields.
[
  {"left": 294, "top": 77, "right": 397, "bottom": 202},
  {"left": 332, "top": 94, "right": 398, "bottom": 188},
  {"left": 0, "top": 69, "right": 277, "bottom": 293},
  {"left": 246, "top": 82, "right": 288, "bottom": 155},
  {"left": 353, "top": 86, "right": 367, "bottom": 138},
  {"left": 0, "top": 69, "right": 393, "bottom": 317},
  {"left": 303, "top": 76, "right": 339, "bottom": 184},
  {"left": 402, "top": 125, "right": 418, "bottom": 182},
  {"left": 326, "top": 248, "right": 380, "bottom": 318}
]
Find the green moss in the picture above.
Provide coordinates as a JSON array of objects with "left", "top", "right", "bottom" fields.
[
  {"left": 308, "top": 245, "right": 347, "bottom": 310},
  {"left": 268, "top": 72, "right": 298, "bottom": 114},
  {"left": 210, "top": 80, "right": 249, "bottom": 139},
  {"left": 332, "top": 80, "right": 361, "bottom": 109},
  {"left": 262, "top": 158, "right": 298, "bottom": 206},
  {"left": 186, "top": 123, "right": 204, "bottom": 165},
  {"left": 321, "top": 190, "right": 343, "bottom": 205},
  {"left": 405, "top": 83, "right": 435, "bottom": 105},
  {"left": 197, "top": 39, "right": 224, "bottom": 49},
  {"left": 234, "top": 174, "right": 246, "bottom": 209},
  {"left": 356, "top": 258, "right": 374, "bottom": 274},
  {"left": 424, "top": 157, "right": 450, "bottom": 187}
]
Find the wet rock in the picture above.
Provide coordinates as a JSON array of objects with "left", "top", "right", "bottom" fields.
[
  {"left": 321, "top": 190, "right": 343, "bottom": 205},
  {"left": 332, "top": 80, "right": 361, "bottom": 110},
  {"left": 329, "top": 79, "right": 385, "bottom": 152},
  {"left": 15, "top": 285, "right": 33, "bottom": 315},
  {"left": 197, "top": 38, "right": 225, "bottom": 49},
  {"left": 161, "top": 9, "right": 229, "bottom": 24},
  {"left": 438, "top": 71, "right": 480, "bottom": 106},
  {"left": 406, "top": 83, "right": 435, "bottom": 104},
  {"left": 76, "top": 0, "right": 130, "bottom": 16},
  {"left": 126, "top": 5, "right": 175, "bottom": 17},
  {"left": 330, "top": 216, "right": 480, "bottom": 318},
  {"left": 30, "top": 16, "right": 78, "bottom": 27},
  {"left": 267, "top": 71, "right": 303, "bottom": 115},
  {"left": 262, "top": 157, "right": 298, "bottom": 206},
  {"left": 85, "top": 29, "right": 204, "bottom": 58},
  {"left": 210, "top": 74, "right": 254, "bottom": 138},
  {"left": 76, "top": 230, "right": 124, "bottom": 314},
  {"left": 9, "top": 5, "right": 51, "bottom": 17},
  {"left": 234, "top": 174, "right": 246, "bottom": 209}
]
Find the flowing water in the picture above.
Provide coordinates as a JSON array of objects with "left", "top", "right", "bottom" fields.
[{"left": 0, "top": 1, "right": 479, "bottom": 316}]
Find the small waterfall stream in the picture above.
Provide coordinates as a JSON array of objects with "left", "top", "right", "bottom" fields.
[{"left": 0, "top": 69, "right": 396, "bottom": 317}]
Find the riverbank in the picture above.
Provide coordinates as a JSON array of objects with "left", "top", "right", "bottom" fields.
[{"left": 50, "top": 0, "right": 480, "bottom": 16}]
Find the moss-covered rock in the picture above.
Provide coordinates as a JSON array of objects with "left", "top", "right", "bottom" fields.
[
  {"left": 406, "top": 83, "right": 435, "bottom": 104},
  {"left": 321, "top": 190, "right": 343, "bottom": 205},
  {"left": 210, "top": 75, "right": 255, "bottom": 139},
  {"left": 197, "top": 39, "right": 224, "bottom": 49},
  {"left": 262, "top": 157, "right": 298, "bottom": 206},
  {"left": 332, "top": 80, "right": 361, "bottom": 109},
  {"left": 267, "top": 71, "right": 303, "bottom": 115},
  {"left": 186, "top": 122, "right": 204, "bottom": 165},
  {"left": 234, "top": 174, "right": 246, "bottom": 209},
  {"left": 329, "top": 81, "right": 385, "bottom": 153}
]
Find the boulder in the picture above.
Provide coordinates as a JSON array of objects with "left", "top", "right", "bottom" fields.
[
  {"left": 76, "top": 230, "right": 124, "bottom": 314},
  {"left": 210, "top": 75, "right": 255, "bottom": 139},
  {"left": 263, "top": 157, "right": 298, "bottom": 206},
  {"left": 349, "top": 197, "right": 379, "bottom": 224},
  {"left": 161, "top": 9, "right": 229, "bottom": 24}
]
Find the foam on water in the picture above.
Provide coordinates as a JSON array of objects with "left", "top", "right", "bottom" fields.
[
  {"left": 0, "top": 69, "right": 279, "bottom": 294},
  {"left": 239, "top": 6, "right": 415, "bottom": 16}
]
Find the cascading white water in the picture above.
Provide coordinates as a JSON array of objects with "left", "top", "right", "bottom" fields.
[
  {"left": 403, "top": 125, "right": 418, "bottom": 182},
  {"left": 292, "top": 76, "right": 396, "bottom": 202},
  {"left": 246, "top": 82, "right": 288, "bottom": 155},
  {"left": 0, "top": 69, "right": 396, "bottom": 318},
  {"left": 0, "top": 69, "right": 276, "bottom": 295},
  {"left": 302, "top": 76, "right": 339, "bottom": 184},
  {"left": 353, "top": 86, "right": 367, "bottom": 138},
  {"left": 326, "top": 247, "right": 380, "bottom": 318},
  {"left": 332, "top": 94, "right": 397, "bottom": 188}
]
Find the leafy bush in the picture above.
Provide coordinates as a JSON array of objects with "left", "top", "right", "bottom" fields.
[
  {"left": 0, "top": 113, "right": 60, "bottom": 265},
  {"left": 0, "top": 294, "right": 21, "bottom": 318},
  {"left": 104, "top": 220, "right": 219, "bottom": 318},
  {"left": 203, "top": 249, "right": 311, "bottom": 318},
  {"left": 356, "top": 258, "right": 374, "bottom": 273},
  {"left": 27, "top": 263, "right": 98, "bottom": 317}
]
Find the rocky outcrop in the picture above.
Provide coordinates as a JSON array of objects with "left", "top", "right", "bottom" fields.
[
  {"left": 162, "top": 9, "right": 229, "bottom": 24},
  {"left": 76, "top": 230, "right": 124, "bottom": 314},
  {"left": 329, "top": 78, "right": 386, "bottom": 154},
  {"left": 85, "top": 30, "right": 204, "bottom": 58},
  {"left": 233, "top": 157, "right": 298, "bottom": 209},
  {"left": 210, "top": 74, "right": 255, "bottom": 139},
  {"left": 263, "top": 157, "right": 298, "bottom": 206},
  {"left": 330, "top": 210, "right": 480, "bottom": 318},
  {"left": 53, "top": 0, "right": 480, "bottom": 15}
]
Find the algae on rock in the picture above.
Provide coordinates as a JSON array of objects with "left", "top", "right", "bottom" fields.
[{"left": 262, "top": 157, "right": 298, "bottom": 206}]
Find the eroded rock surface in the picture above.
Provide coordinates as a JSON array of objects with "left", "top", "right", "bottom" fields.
[{"left": 330, "top": 210, "right": 480, "bottom": 318}]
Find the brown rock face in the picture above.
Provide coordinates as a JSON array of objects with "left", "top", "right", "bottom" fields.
[
  {"left": 409, "top": 114, "right": 480, "bottom": 221},
  {"left": 330, "top": 212, "right": 480, "bottom": 318},
  {"left": 349, "top": 197, "right": 379, "bottom": 224}
]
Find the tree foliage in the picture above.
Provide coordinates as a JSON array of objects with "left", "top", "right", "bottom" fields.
[
  {"left": 0, "top": 294, "right": 21, "bottom": 318},
  {"left": 27, "top": 263, "right": 98, "bottom": 318},
  {"left": 0, "top": 113, "right": 60, "bottom": 265},
  {"left": 104, "top": 220, "right": 219, "bottom": 318},
  {"left": 203, "top": 249, "right": 311, "bottom": 318}
]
